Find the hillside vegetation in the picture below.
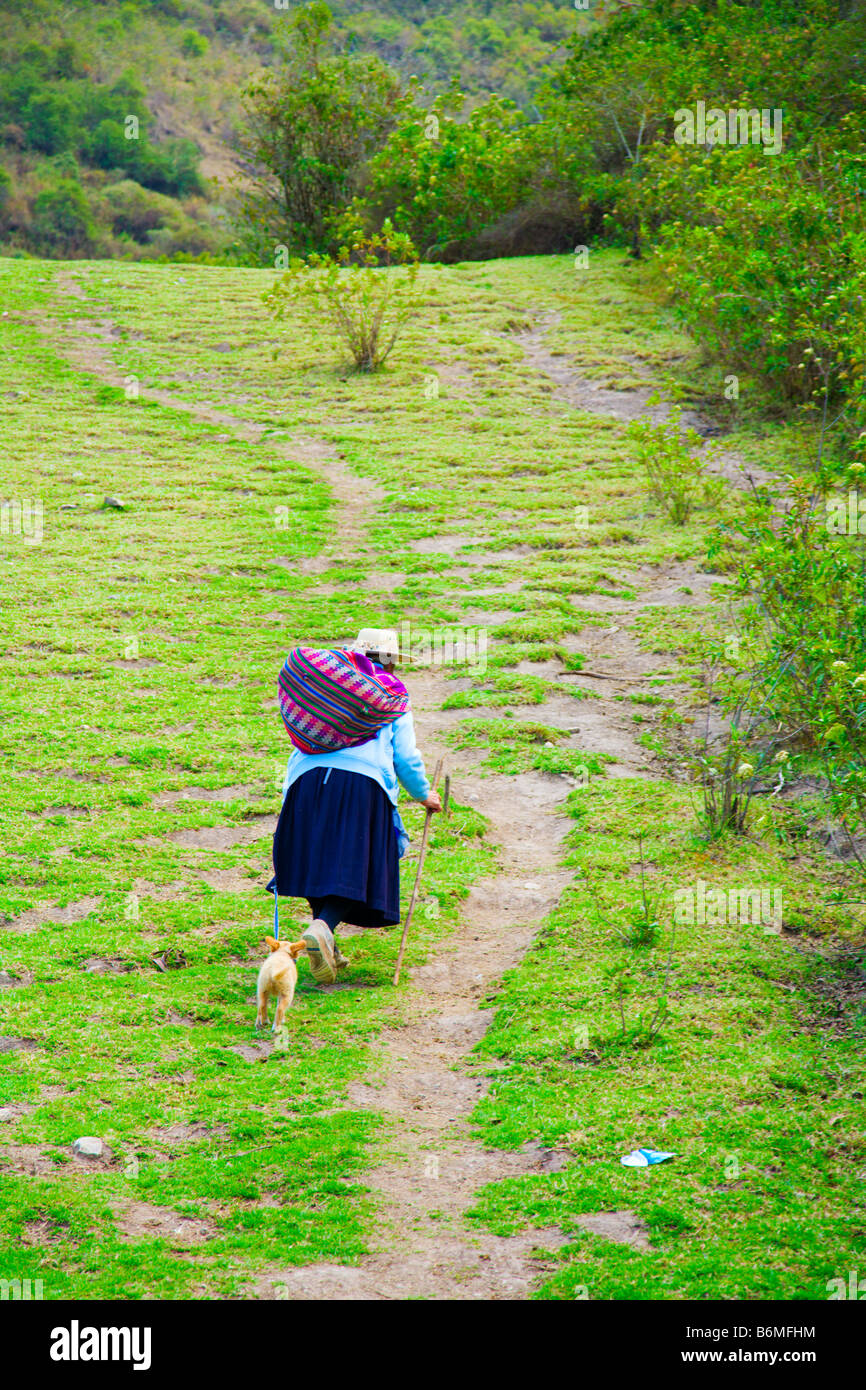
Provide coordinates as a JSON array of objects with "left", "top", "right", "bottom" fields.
[
  {"left": 3, "top": 2, "right": 861, "bottom": 445},
  {"left": 0, "top": 0, "right": 578, "bottom": 261}
]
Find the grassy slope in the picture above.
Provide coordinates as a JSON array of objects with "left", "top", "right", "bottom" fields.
[
  {"left": 0, "top": 249, "right": 862, "bottom": 1299},
  {"left": 470, "top": 779, "right": 864, "bottom": 1300}
]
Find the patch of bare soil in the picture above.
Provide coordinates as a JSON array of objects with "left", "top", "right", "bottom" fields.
[
  {"left": 129, "top": 878, "right": 188, "bottom": 903},
  {"left": 2, "top": 895, "right": 103, "bottom": 933},
  {"left": 0, "top": 968, "right": 33, "bottom": 990},
  {"left": 408, "top": 534, "right": 488, "bottom": 555},
  {"left": 151, "top": 784, "right": 264, "bottom": 809},
  {"left": 81, "top": 957, "right": 136, "bottom": 975},
  {"left": 0, "top": 1139, "right": 116, "bottom": 1177},
  {"left": 189, "top": 866, "right": 264, "bottom": 894},
  {"left": 228, "top": 1040, "right": 274, "bottom": 1062},
  {"left": 0, "top": 1036, "right": 39, "bottom": 1053},
  {"left": 21, "top": 1217, "right": 69, "bottom": 1246},
  {"left": 573, "top": 1209, "right": 650, "bottom": 1250},
  {"left": 147, "top": 1121, "right": 228, "bottom": 1148},
  {"left": 161, "top": 815, "right": 273, "bottom": 851},
  {"left": 111, "top": 1201, "right": 217, "bottom": 1246},
  {"left": 253, "top": 1226, "right": 571, "bottom": 1301}
]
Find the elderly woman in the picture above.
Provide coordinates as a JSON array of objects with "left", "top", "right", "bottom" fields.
[{"left": 270, "top": 629, "right": 442, "bottom": 984}]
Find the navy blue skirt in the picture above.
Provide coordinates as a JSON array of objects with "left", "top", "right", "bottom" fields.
[{"left": 269, "top": 767, "right": 400, "bottom": 928}]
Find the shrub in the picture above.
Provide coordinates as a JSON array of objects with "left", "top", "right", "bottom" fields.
[
  {"left": 30, "top": 178, "right": 97, "bottom": 255},
  {"left": 714, "top": 467, "right": 866, "bottom": 863},
  {"left": 180, "top": 30, "right": 209, "bottom": 58},
  {"left": 22, "top": 91, "right": 76, "bottom": 154},
  {"left": 133, "top": 138, "right": 203, "bottom": 198},
  {"left": 627, "top": 404, "right": 723, "bottom": 525},
  {"left": 689, "top": 664, "right": 776, "bottom": 838},
  {"left": 100, "top": 179, "right": 173, "bottom": 240},
  {"left": 88, "top": 118, "right": 131, "bottom": 171},
  {"left": 621, "top": 834, "right": 664, "bottom": 947},
  {"left": 141, "top": 207, "right": 219, "bottom": 259},
  {"left": 100, "top": 180, "right": 220, "bottom": 257},
  {"left": 264, "top": 221, "right": 420, "bottom": 372},
  {"left": 347, "top": 91, "right": 536, "bottom": 257},
  {"left": 646, "top": 139, "right": 866, "bottom": 428}
]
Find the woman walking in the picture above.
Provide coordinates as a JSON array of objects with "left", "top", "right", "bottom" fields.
[{"left": 269, "top": 629, "right": 442, "bottom": 984}]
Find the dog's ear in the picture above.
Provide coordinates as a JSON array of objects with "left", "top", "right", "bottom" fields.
[
  {"left": 264, "top": 935, "right": 281, "bottom": 953},
  {"left": 287, "top": 940, "right": 307, "bottom": 959}
]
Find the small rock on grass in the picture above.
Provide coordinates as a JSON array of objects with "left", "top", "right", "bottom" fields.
[
  {"left": 0, "top": 1108, "right": 13, "bottom": 1122},
  {"left": 73, "top": 1136, "right": 103, "bottom": 1158},
  {"left": 101, "top": 496, "right": 126, "bottom": 510}
]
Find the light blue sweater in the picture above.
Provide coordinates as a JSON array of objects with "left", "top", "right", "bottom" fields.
[{"left": 280, "top": 712, "right": 431, "bottom": 854}]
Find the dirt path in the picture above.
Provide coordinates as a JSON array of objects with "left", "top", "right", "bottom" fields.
[
  {"left": 37, "top": 273, "right": 723, "bottom": 1298},
  {"left": 48, "top": 273, "right": 385, "bottom": 555},
  {"left": 515, "top": 311, "right": 777, "bottom": 493}
]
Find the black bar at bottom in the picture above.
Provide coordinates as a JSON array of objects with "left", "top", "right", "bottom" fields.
[{"left": 0, "top": 1296, "right": 858, "bottom": 1377}]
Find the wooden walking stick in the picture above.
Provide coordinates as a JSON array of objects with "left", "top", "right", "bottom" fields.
[{"left": 393, "top": 757, "right": 443, "bottom": 986}]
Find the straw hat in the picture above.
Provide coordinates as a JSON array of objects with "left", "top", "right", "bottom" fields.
[{"left": 351, "top": 627, "right": 401, "bottom": 663}]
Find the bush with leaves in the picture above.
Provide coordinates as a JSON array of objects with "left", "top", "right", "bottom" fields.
[
  {"left": 628, "top": 403, "right": 724, "bottom": 525},
  {"left": 710, "top": 458, "right": 866, "bottom": 862},
  {"left": 264, "top": 221, "right": 420, "bottom": 372},
  {"left": 0, "top": 47, "right": 204, "bottom": 201},
  {"left": 30, "top": 177, "right": 97, "bottom": 256},
  {"left": 549, "top": 0, "right": 866, "bottom": 443},
  {"left": 645, "top": 136, "right": 866, "bottom": 439},
  {"left": 689, "top": 655, "right": 793, "bottom": 839},
  {"left": 180, "top": 29, "right": 209, "bottom": 59},
  {"left": 621, "top": 834, "right": 664, "bottom": 947},
  {"left": 344, "top": 89, "right": 536, "bottom": 256},
  {"left": 99, "top": 180, "right": 220, "bottom": 258}
]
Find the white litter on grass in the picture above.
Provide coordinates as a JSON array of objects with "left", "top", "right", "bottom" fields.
[{"left": 73, "top": 1137, "right": 103, "bottom": 1158}]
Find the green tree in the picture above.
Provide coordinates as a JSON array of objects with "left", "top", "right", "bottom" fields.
[
  {"left": 180, "top": 30, "right": 209, "bottom": 59},
  {"left": 235, "top": 1, "right": 403, "bottom": 259},
  {"left": 22, "top": 90, "right": 76, "bottom": 153},
  {"left": 346, "top": 89, "right": 550, "bottom": 256},
  {"left": 89, "top": 118, "right": 130, "bottom": 171}
]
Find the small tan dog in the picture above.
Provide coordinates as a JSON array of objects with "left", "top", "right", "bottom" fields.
[{"left": 256, "top": 936, "right": 307, "bottom": 1031}]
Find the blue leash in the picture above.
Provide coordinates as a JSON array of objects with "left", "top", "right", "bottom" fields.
[{"left": 272, "top": 884, "right": 279, "bottom": 942}]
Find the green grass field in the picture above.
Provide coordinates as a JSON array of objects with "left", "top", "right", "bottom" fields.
[{"left": 0, "top": 250, "right": 863, "bottom": 1299}]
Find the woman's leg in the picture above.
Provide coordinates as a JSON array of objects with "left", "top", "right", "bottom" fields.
[{"left": 311, "top": 897, "right": 342, "bottom": 934}]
